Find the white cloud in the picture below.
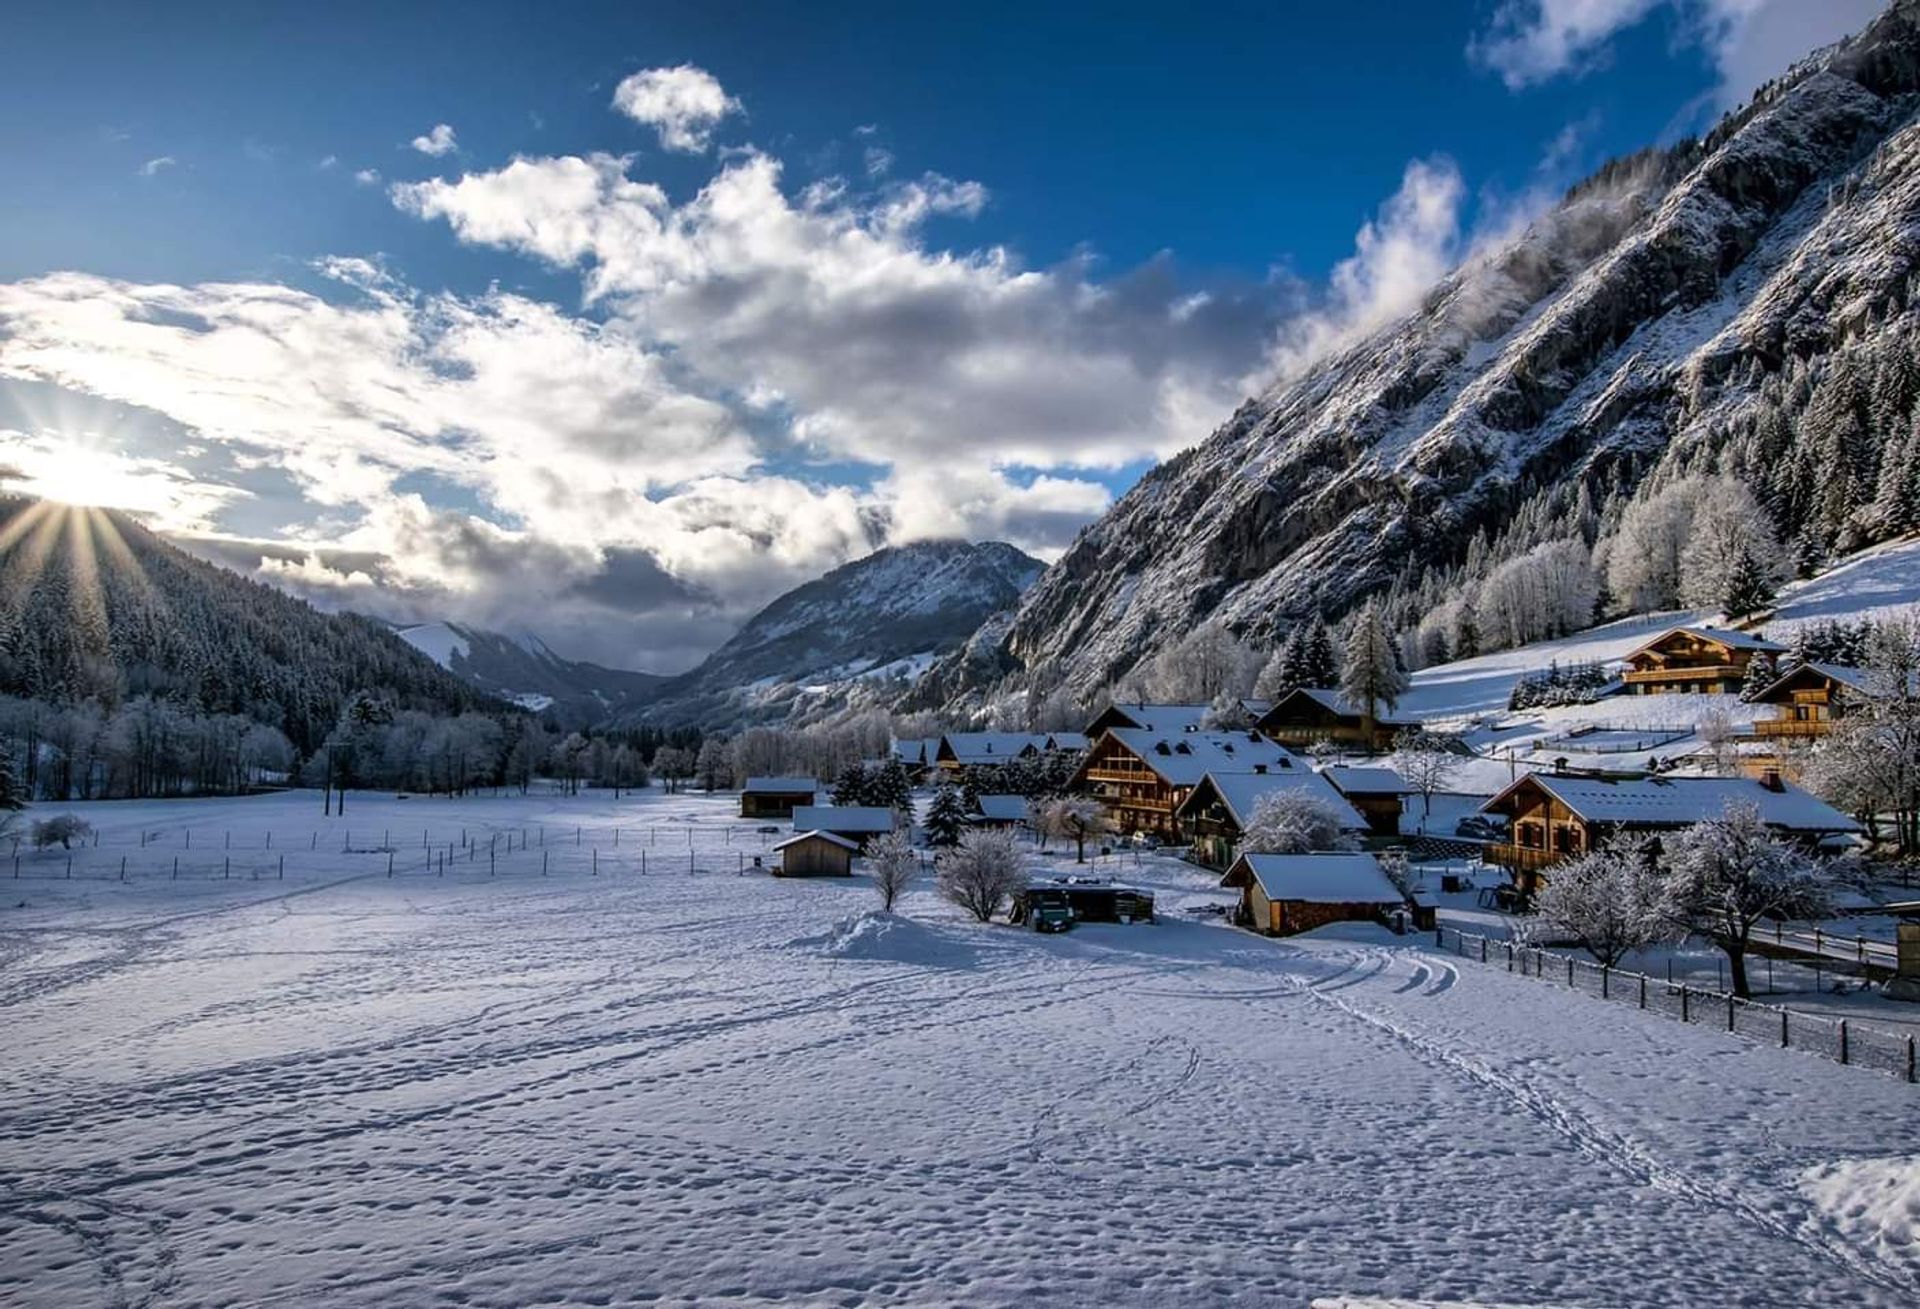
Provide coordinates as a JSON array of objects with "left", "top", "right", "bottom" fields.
[
  {"left": 410, "top": 123, "right": 458, "bottom": 156},
  {"left": 354, "top": 167, "right": 381, "bottom": 186},
  {"left": 611, "top": 65, "right": 741, "bottom": 153},
  {"left": 1470, "top": 0, "right": 1882, "bottom": 105},
  {"left": 138, "top": 155, "right": 176, "bottom": 178}
]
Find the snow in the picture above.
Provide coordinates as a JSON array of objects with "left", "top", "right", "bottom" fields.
[
  {"left": 1805, "top": 1157, "right": 1920, "bottom": 1281},
  {"left": 4, "top": 787, "right": 1918, "bottom": 1306},
  {"left": 1229, "top": 852, "right": 1404, "bottom": 904},
  {"left": 395, "top": 620, "right": 471, "bottom": 668}
]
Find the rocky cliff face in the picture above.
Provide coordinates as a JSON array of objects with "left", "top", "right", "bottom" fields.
[
  {"left": 393, "top": 622, "right": 661, "bottom": 727},
  {"left": 626, "top": 539, "right": 1042, "bottom": 728},
  {"left": 926, "top": 0, "right": 1920, "bottom": 714}
]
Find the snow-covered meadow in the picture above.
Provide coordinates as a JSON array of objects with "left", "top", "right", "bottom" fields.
[{"left": 3, "top": 787, "right": 1917, "bottom": 1307}]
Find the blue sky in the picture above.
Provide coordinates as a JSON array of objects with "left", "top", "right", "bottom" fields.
[{"left": 0, "top": 0, "right": 1884, "bottom": 669}]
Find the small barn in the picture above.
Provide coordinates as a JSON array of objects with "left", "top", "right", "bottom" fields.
[
  {"left": 1320, "top": 765, "right": 1411, "bottom": 837},
  {"left": 790, "top": 805, "right": 898, "bottom": 850},
  {"left": 772, "top": 830, "right": 858, "bottom": 877},
  {"left": 1173, "top": 768, "right": 1367, "bottom": 868},
  {"left": 1220, "top": 851, "right": 1407, "bottom": 937},
  {"left": 971, "top": 794, "right": 1031, "bottom": 829},
  {"left": 741, "top": 776, "right": 819, "bottom": 819}
]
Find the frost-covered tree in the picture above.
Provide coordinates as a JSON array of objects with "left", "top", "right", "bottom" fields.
[
  {"left": 1390, "top": 728, "right": 1458, "bottom": 824},
  {"left": 1529, "top": 847, "right": 1665, "bottom": 967},
  {"left": 695, "top": 737, "right": 734, "bottom": 792},
  {"left": 30, "top": 813, "right": 93, "bottom": 850},
  {"left": 1804, "top": 611, "right": 1920, "bottom": 852},
  {"left": 1607, "top": 477, "right": 1705, "bottom": 613},
  {"left": 1678, "top": 475, "right": 1784, "bottom": 613},
  {"left": 1338, "top": 599, "right": 1407, "bottom": 737},
  {"left": 936, "top": 827, "right": 1026, "bottom": 923},
  {"left": 1126, "top": 621, "right": 1260, "bottom": 704},
  {"left": 923, "top": 778, "right": 970, "bottom": 848},
  {"left": 1036, "top": 794, "right": 1113, "bottom": 864},
  {"left": 867, "top": 829, "right": 917, "bottom": 912},
  {"left": 1240, "top": 791, "right": 1358, "bottom": 856},
  {"left": 1657, "top": 802, "right": 1837, "bottom": 998},
  {"left": 1477, "top": 540, "right": 1597, "bottom": 651}
]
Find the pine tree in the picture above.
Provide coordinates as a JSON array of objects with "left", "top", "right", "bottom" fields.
[
  {"left": 1298, "top": 618, "right": 1339, "bottom": 688},
  {"left": 830, "top": 762, "right": 870, "bottom": 807},
  {"left": 1338, "top": 599, "right": 1408, "bottom": 742},
  {"left": 0, "top": 743, "right": 24, "bottom": 813},
  {"left": 1720, "top": 543, "right": 1776, "bottom": 620},
  {"left": 1452, "top": 598, "right": 1479, "bottom": 660},
  {"left": 924, "top": 779, "right": 969, "bottom": 848}
]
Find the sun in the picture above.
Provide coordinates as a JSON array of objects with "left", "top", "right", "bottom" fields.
[
  {"left": 0, "top": 432, "right": 228, "bottom": 528},
  {"left": 12, "top": 442, "right": 130, "bottom": 509}
]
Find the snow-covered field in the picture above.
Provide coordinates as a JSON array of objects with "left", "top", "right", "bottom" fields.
[{"left": 3, "top": 788, "right": 1917, "bottom": 1307}]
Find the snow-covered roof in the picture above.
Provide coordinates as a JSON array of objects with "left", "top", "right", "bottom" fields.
[
  {"left": 1750, "top": 663, "right": 1880, "bottom": 702},
  {"left": 1103, "top": 728, "right": 1297, "bottom": 787},
  {"left": 1178, "top": 770, "right": 1368, "bottom": 831},
  {"left": 939, "top": 732, "right": 1047, "bottom": 765},
  {"left": 1485, "top": 773, "right": 1860, "bottom": 832},
  {"left": 891, "top": 738, "right": 944, "bottom": 765},
  {"left": 1089, "top": 702, "right": 1213, "bottom": 733},
  {"left": 772, "top": 830, "right": 860, "bottom": 852},
  {"left": 974, "top": 795, "right": 1031, "bottom": 821},
  {"left": 1627, "top": 625, "right": 1787, "bottom": 660},
  {"left": 790, "top": 805, "right": 898, "bottom": 833},
  {"left": 1044, "top": 731, "right": 1090, "bottom": 752},
  {"left": 1320, "top": 765, "right": 1410, "bottom": 796},
  {"left": 1267, "top": 687, "right": 1418, "bottom": 726},
  {"left": 1223, "top": 852, "right": 1404, "bottom": 904},
  {"left": 743, "top": 776, "right": 819, "bottom": 793}
]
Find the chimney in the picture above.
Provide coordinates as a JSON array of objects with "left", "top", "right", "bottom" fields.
[{"left": 1761, "top": 767, "right": 1784, "bottom": 793}]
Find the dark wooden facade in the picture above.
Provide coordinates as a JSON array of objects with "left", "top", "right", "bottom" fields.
[
  {"left": 1621, "top": 627, "right": 1783, "bottom": 696},
  {"left": 772, "top": 831, "right": 856, "bottom": 877},
  {"left": 1253, "top": 689, "right": 1407, "bottom": 753}
]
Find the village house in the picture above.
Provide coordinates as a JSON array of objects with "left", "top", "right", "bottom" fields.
[
  {"left": 740, "top": 776, "right": 819, "bottom": 819},
  {"left": 1479, "top": 770, "right": 1860, "bottom": 892},
  {"left": 770, "top": 830, "right": 858, "bottom": 877},
  {"left": 1253, "top": 688, "right": 1416, "bottom": 753},
  {"left": 1319, "top": 765, "right": 1412, "bottom": 837},
  {"left": 1174, "top": 768, "right": 1368, "bottom": 868},
  {"left": 1043, "top": 731, "right": 1090, "bottom": 754},
  {"left": 1083, "top": 702, "right": 1214, "bottom": 736},
  {"left": 1074, "top": 728, "right": 1297, "bottom": 838},
  {"left": 1220, "top": 851, "right": 1408, "bottom": 936},
  {"left": 891, "top": 738, "right": 945, "bottom": 779},
  {"left": 789, "top": 805, "right": 898, "bottom": 850},
  {"left": 1745, "top": 663, "right": 1878, "bottom": 745},
  {"left": 970, "top": 794, "right": 1032, "bottom": 829},
  {"left": 935, "top": 732, "right": 1047, "bottom": 772},
  {"left": 1620, "top": 625, "right": 1786, "bottom": 696}
]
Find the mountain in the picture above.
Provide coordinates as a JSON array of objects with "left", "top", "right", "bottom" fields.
[
  {"left": 924, "top": 0, "right": 1920, "bottom": 714},
  {"left": 393, "top": 621, "right": 662, "bottom": 727},
  {"left": 0, "top": 497, "right": 497, "bottom": 750},
  {"left": 627, "top": 539, "right": 1043, "bottom": 728}
]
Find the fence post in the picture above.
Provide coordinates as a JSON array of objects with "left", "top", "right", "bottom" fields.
[
  {"left": 279, "top": 854, "right": 285, "bottom": 880},
  {"left": 542, "top": 850, "right": 549, "bottom": 876},
  {"left": 1480, "top": 936, "right": 1488, "bottom": 964},
  {"left": 1638, "top": 974, "right": 1646, "bottom": 1009},
  {"left": 120, "top": 856, "right": 126, "bottom": 881},
  {"left": 1434, "top": 926, "right": 1443, "bottom": 947},
  {"left": 1839, "top": 1019, "right": 1849, "bottom": 1066},
  {"left": 1680, "top": 985, "right": 1689, "bottom": 1023},
  {"left": 1601, "top": 965, "right": 1609, "bottom": 999},
  {"left": 1567, "top": 956, "right": 1575, "bottom": 987},
  {"left": 1908, "top": 1035, "right": 1915, "bottom": 1084},
  {"left": 172, "top": 856, "right": 178, "bottom": 879},
  {"left": 67, "top": 854, "right": 72, "bottom": 879},
  {"left": 1781, "top": 1009, "right": 1789, "bottom": 1048},
  {"left": 642, "top": 851, "right": 647, "bottom": 875},
  {"left": 387, "top": 851, "right": 394, "bottom": 877},
  {"left": 1507, "top": 943, "right": 1514, "bottom": 973},
  {"left": 223, "top": 856, "right": 229, "bottom": 879},
  {"left": 593, "top": 848, "right": 598, "bottom": 875},
  {"left": 1727, "top": 993, "right": 1735, "bottom": 1032}
]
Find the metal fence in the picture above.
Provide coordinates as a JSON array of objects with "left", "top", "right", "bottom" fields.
[{"left": 1434, "top": 926, "right": 1919, "bottom": 1084}]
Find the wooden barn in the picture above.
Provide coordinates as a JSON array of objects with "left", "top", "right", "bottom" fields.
[
  {"left": 1320, "top": 766, "right": 1412, "bottom": 837},
  {"left": 740, "top": 776, "right": 819, "bottom": 819},
  {"left": 1620, "top": 625, "right": 1785, "bottom": 696},
  {"left": 1220, "top": 852, "right": 1407, "bottom": 937},
  {"left": 971, "top": 794, "right": 1031, "bottom": 829},
  {"left": 1480, "top": 770, "right": 1860, "bottom": 891},
  {"left": 771, "top": 830, "right": 858, "bottom": 877},
  {"left": 789, "top": 805, "right": 898, "bottom": 850},
  {"left": 1074, "top": 728, "right": 1297, "bottom": 837},
  {"left": 1173, "top": 769, "right": 1369, "bottom": 868},
  {"left": 1253, "top": 688, "right": 1415, "bottom": 753},
  {"left": 1746, "top": 662, "right": 1875, "bottom": 744}
]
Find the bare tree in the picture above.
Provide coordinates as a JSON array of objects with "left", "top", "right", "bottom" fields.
[
  {"left": 936, "top": 827, "right": 1027, "bottom": 923},
  {"left": 1528, "top": 846, "right": 1666, "bottom": 967},
  {"left": 1036, "top": 795, "right": 1113, "bottom": 864},
  {"left": 867, "top": 829, "right": 918, "bottom": 912},
  {"left": 1390, "top": 728, "right": 1458, "bottom": 825},
  {"left": 31, "top": 814, "right": 94, "bottom": 850},
  {"left": 1240, "top": 791, "right": 1358, "bottom": 856}
]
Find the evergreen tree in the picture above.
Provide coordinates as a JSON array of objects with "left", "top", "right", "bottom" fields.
[
  {"left": 1451, "top": 598, "right": 1479, "bottom": 660},
  {"left": 1719, "top": 543, "right": 1776, "bottom": 620},
  {"left": 830, "top": 761, "right": 870, "bottom": 807},
  {"left": 1338, "top": 599, "right": 1408, "bottom": 740},
  {"left": 923, "top": 779, "right": 969, "bottom": 848},
  {"left": 0, "top": 743, "right": 24, "bottom": 815},
  {"left": 1297, "top": 618, "right": 1339, "bottom": 687}
]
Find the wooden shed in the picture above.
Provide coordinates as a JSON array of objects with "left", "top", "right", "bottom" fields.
[
  {"left": 741, "top": 776, "right": 819, "bottom": 819},
  {"left": 790, "top": 805, "right": 898, "bottom": 851},
  {"left": 1220, "top": 851, "right": 1406, "bottom": 937},
  {"left": 771, "top": 830, "right": 858, "bottom": 877}
]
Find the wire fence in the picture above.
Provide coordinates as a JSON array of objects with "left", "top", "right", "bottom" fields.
[{"left": 1434, "top": 926, "right": 1918, "bottom": 1084}]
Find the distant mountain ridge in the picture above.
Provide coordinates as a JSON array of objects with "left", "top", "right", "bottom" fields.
[
  {"left": 392, "top": 620, "right": 662, "bottom": 727},
  {"left": 921, "top": 0, "right": 1920, "bottom": 715},
  {"left": 625, "top": 539, "right": 1043, "bottom": 728}
]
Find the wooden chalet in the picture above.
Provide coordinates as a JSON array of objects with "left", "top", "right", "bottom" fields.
[
  {"left": 1173, "top": 768, "right": 1368, "bottom": 868},
  {"left": 891, "top": 738, "right": 945, "bottom": 778},
  {"left": 1319, "top": 766, "right": 1411, "bottom": 837},
  {"left": 935, "top": 732, "right": 1047, "bottom": 772},
  {"left": 971, "top": 794, "right": 1032, "bottom": 829},
  {"left": 740, "top": 776, "right": 819, "bottom": 819},
  {"left": 1745, "top": 663, "right": 1877, "bottom": 744},
  {"left": 1480, "top": 770, "right": 1860, "bottom": 892},
  {"left": 1221, "top": 852, "right": 1407, "bottom": 937},
  {"left": 1620, "top": 625, "right": 1785, "bottom": 696},
  {"left": 1075, "top": 728, "right": 1297, "bottom": 837},
  {"left": 789, "top": 805, "right": 898, "bottom": 850},
  {"left": 1082, "top": 702, "right": 1213, "bottom": 737},
  {"left": 771, "top": 830, "right": 857, "bottom": 877},
  {"left": 1253, "top": 688, "right": 1415, "bottom": 753}
]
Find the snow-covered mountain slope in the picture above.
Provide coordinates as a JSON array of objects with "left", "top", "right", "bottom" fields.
[
  {"left": 394, "top": 621, "right": 661, "bottom": 727},
  {"left": 626, "top": 540, "right": 1041, "bottom": 728},
  {"left": 925, "top": 0, "right": 1920, "bottom": 713}
]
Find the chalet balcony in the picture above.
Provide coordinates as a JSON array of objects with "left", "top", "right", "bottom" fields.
[
  {"left": 1483, "top": 842, "right": 1565, "bottom": 875},
  {"left": 1747, "top": 718, "right": 1832, "bottom": 740},
  {"left": 1621, "top": 664, "right": 1743, "bottom": 686}
]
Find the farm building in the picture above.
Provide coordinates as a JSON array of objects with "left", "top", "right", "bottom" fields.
[
  {"left": 1320, "top": 766, "right": 1412, "bottom": 837},
  {"left": 1174, "top": 768, "right": 1368, "bottom": 867},
  {"left": 936, "top": 733, "right": 1048, "bottom": 771},
  {"left": 1083, "top": 702, "right": 1213, "bottom": 736},
  {"left": 891, "top": 738, "right": 945, "bottom": 778},
  {"left": 740, "top": 777, "right": 819, "bottom": 819},
  {"left": 1075, "top": 728, "right": 1297, "bottom": 837},
  {"left": 971, "top": 794, "right": 1031, "bottom": 829},
  {"left": 1220, "top": 852, "right": 1407, "bottom": 936},
  {"left": 1253, "top": 688, "right": 1415, "bottom": 752},
  {"left": 1745, "top": 663, "right": 1876, "bottom": 745},
  {"left": 789, "top": 805, "right": 899, "bottom": 850},
  {"left": 771, "top": 831, "right": 858, "bottom": 877},
  {"left": 1620, "top": 626, "right": 1786, "bottom": 696},
  {"left": 1044, "top": 731, "right": 1090, "bottom": 753},
  {"left": 1011, "top": 879, "right": 1155, "bottom": 926},
  {"left": 1480, "top": 770, "right": 1860, "bottom": 890}
]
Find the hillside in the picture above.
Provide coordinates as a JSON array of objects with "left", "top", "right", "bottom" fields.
[
  {"left": 925, "top": 0, "right": 1920, "bottom": 714},
  {"left": 394, "top": 621, "right": 661, "bottom": 727},
  {"left": 0, "top": 497, "right": 496, "bottom": 750},
  {"left": 627, "top": 539, "right": 1042, "bottom": 728}
]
